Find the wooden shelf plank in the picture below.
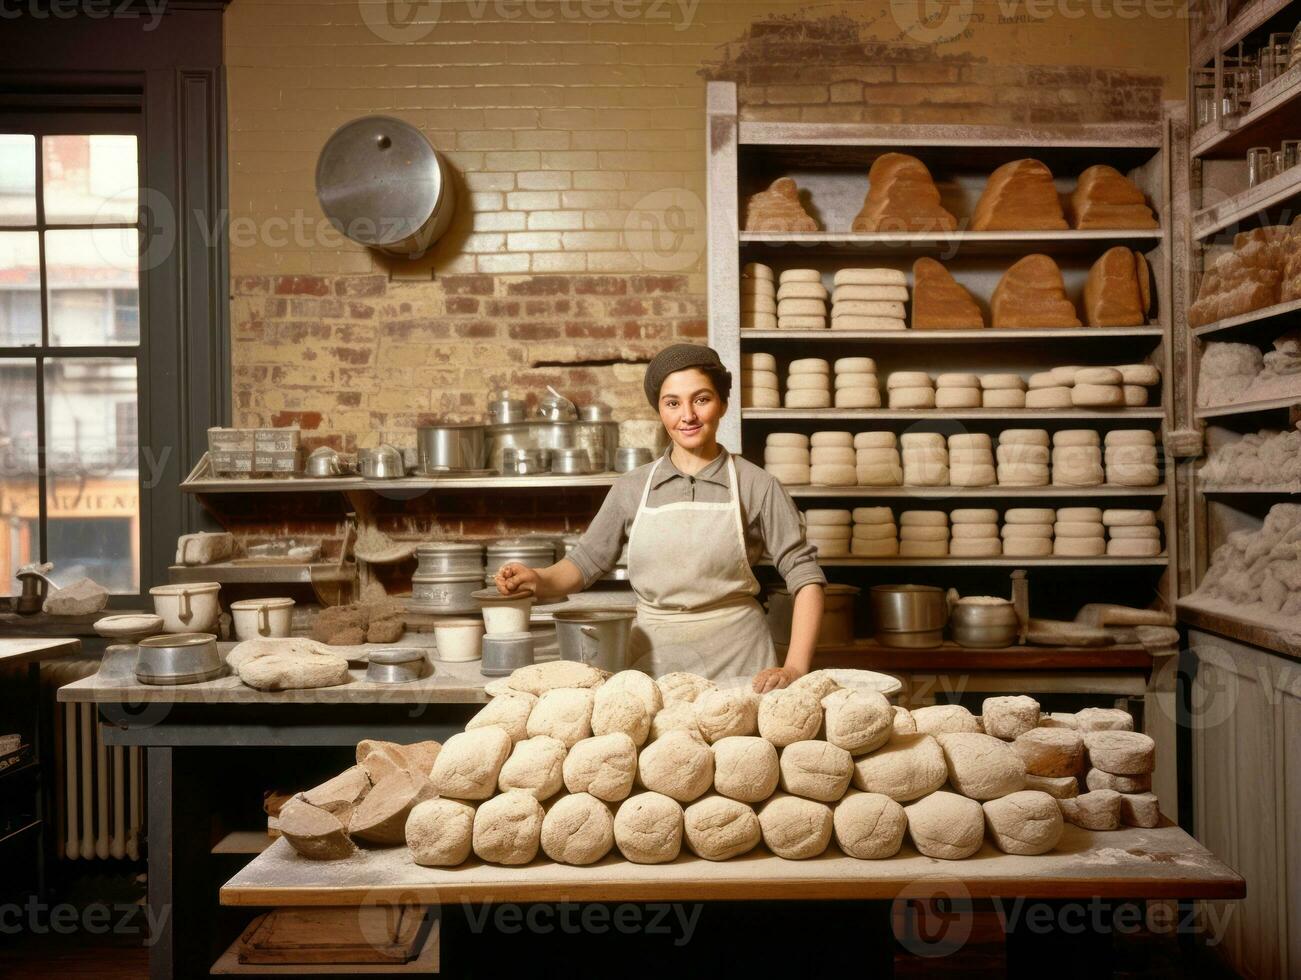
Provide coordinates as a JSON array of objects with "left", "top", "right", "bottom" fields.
[
  {"left": 1191, "top": 67, "right": 1301, "bottom": 160},
  {"left": 743, "top": 408, "right": 1166, "bottom": 422},
  {"left": 1194, "top": 393, "right": 1301, "bottom": 419},
  {"left": 742, "top": 327, "right": 1165, "bottom": 343},
  {"left": 737, "top": 120, "right": 1164, "bottom": 149},
  {"left": 788, "top": 484, "right": 1167, "bottom": 498},
  {"left": 213, "top": 830, "right": 274, "bottom": 856},
  {"left": 1178, "top": 598, "right": 1301, "bottom": 659},
  {"left": 810, "top": 639, "right": 1152, "bottom": 671},
  {"left": 1191, "top": 0, "right": 1298, "bottom": 67},
  {"left": 1193, "top": 165, "right": 1301, "bottom": 240},
  {"left": 766, "top": 557, "right": 1168, "bottom": 568},
  {"left": 1199, "top": 484, "right": 1300, "bottom": 495},
  {"left": 738, "top": 229, "right": 1162, "bottom": 257},
  {"left": 167, "top": 562, "right": 357, "bottom": 585},
  {"left": 1190, "top": 297, "right": 1301, "bottom": 340}
]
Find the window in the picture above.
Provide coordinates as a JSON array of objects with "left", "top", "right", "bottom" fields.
[{"left": 0, "top": 126, "right": 141, "bottom": 594}]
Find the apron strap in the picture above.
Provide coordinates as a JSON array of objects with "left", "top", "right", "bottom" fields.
[
  {"left": 626, "top": 456, "right": 663, "bottom": 543},
  {"left": 725, "top": 454, "right": 748, "bottom": 558}
]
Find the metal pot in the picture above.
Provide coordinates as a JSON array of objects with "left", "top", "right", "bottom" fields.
[
  {"left": 365, "top": 648, "right": 427, "bottom": 684},
  {"left": 551, "top": 447, "right": 591, "bottom": 475},
  {"left": 305, "top": 447, "right": 344, "bottom": 477},
  {"left": 358, "top": 444, "right": 405, "bottom": 479},
  {"left": 315, "top": 116, "right": 455, "bottom": 259},
  {"left": 134, "top": 632, "right": 225, "bottom": 686},
  {"left": 870, "top": 584, "right": 948, "bottom": 649},
  {"left": 487, "top": 391, "right": 528, "bottom": 425},
  {"left": 579, "top": 404, "right": 613, "bottom": 422},
  {"left": 415, "top": 542, "right": 485, "bottom": 575},
  {"left": 615, "top": 446, "right": 654, "bottom": 472},
  {"left": 574, "top": 420, "right": 618, "bottom": 473},
  {"left": 417, "top": 424, "right": 485, "bottom": 472},
  {"left": 410, "top": 572, "right": 481, "bottom": 614},
  {"left": 767, "top": 584, "right": 859, "bottom": 646},
  {"left": 552, "top": 610, "right": 634, "bottom": 672},
  {"left": 950, "top": 600, "right": 1019, "bottom": 649},
  {"left": 536, "top": 386, "right": 578, "bottom": 422},
  {"left": 485, "top": 539, "right": 557, "bottom": 582},
  {"left": 481, "top": 631, "right": 535, "bottom": 676},
  {"left": 501, "top": 447, "right": 550, "bottom": 476}
]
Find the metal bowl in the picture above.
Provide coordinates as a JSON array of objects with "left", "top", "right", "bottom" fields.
[
  {"left": 870, "top": 584, "right": 949, "bottom": 632},
  {"left": 305, "top": 447, "right": 344, "bottom": 477},
  {"left": 359, "top": 444, "right": 405, "bottom": 479},
  {"left": 615, "top": 447, "right": 653, "bottom": 472},
  {"left": 365, "top": 647, "right": 427, "bottom": 684},
  {"left": 950, "top": 600, "right": 1019, "bottom": 648},
  {"left": 551, "top": 447, "right": 591, "bottom": 475},
  {"left": 135, "top": 632, "right": 225, "bottom": 685},
  {"left": 417, "top": 423, "right": 485, "bottom": 472}
]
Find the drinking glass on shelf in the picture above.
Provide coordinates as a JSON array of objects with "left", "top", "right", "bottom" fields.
[
  {"left": 1248, "top": 146, "right": 1273, "bottom": 186},
  {"left": 1273, "top": 150, "right": 1286, "bottom": 176},
  {"left": 1283, "top": 140, "right": 1301, "bottom": 170},
  {"left": 1194, "top": 68, "right": 1218, "bottom": 128},
  {"left": 1268, "top": 33, "right": 1292, "bottom": 75}
]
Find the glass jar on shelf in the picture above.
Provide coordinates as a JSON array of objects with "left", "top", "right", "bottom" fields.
[
  {"left": 1283, "top": 140, "right": 1300, "bottom": 170},
  {"left": 1194, "top": 68, "right": 1219, "bottom": 128},
  {"left": 1247, "top": 146, "right": 1273, "bottom": 186}
]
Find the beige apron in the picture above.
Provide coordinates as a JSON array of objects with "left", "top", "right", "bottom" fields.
[{"left": 625, "top": 453, "right": 778, "bottom": 682}]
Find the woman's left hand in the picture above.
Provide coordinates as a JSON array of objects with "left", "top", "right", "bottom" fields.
[{"left": 752, "top": 666, "right": 802, "bottom": 694}]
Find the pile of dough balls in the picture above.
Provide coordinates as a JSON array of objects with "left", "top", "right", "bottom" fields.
[{"left": 275, "top": 660, "right": 1161, "bottom": 868}]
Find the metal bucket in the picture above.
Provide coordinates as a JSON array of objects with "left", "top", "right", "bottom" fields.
[{"left": 552, "top": 611, "right": 634, "bottom": 673}]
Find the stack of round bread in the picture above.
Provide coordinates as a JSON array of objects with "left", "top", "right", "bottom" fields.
[
  {"left": 996, "top": 429, "right": 1050, "bottom": 486},
  {"left": 777, "top": 268, "right": 828, "bottom": 330},
  {"left": 887, "top": 371, "right": 935, "bottom": 409},
  {"left": 1025, "top": 365, "right": 1078, "bottom": 409},
  {"left": 851, "top": 506, "right": 898, "bottom": 557},
  {"left": 809, "top": 431, "right": 856, "bottom": 487},
  {"left": 1070, "top": 367, "right": 1125, "bottom": 408},
  {"left": 741, "top": 352, "right": 780, "bottom": 409},
  {"left": 1051, "top": 430, "right": 1104, "bottom": 487},
  {"left": 900, "top": 431, "right": 948, "bottom": 487},
  {"left": 833, "top": 356, "right": 880, "bottom": 408},
  {"left": 854, "top": 431, "right": 902, "bottom": 486},
  {"left": 980, "top": 373, "right": 1027, "bottom": 409},
  {"left": 1115, "top": 363, "right": 1160, "bottom": 407},
  {"left": 1104, "top": 430, "right": 1159, "bottom": 486},
  {"left": 1001, "top": 507, "right": 1055, "bottom": 557},
  {"left": 1053, "top": 506, "right": 1105, "bottom": 557},
  {"left": 784, "top": 357, "right": 831, "bottom": 409},
  {"left": 830, "top": 268, "right": 908, "bottom": 330},
  {"left": 934, "top": 372, "right": 982, "bottom": 410},
  {"left": 764, "top": 433, "right": 810, "bottom": 485},
  {"left": 948, "top": 432, "right": 995, "bottom": 487},
  {"left": 802, "top": 507, "right": 851, "bottom": 558},
  {"left": 899, "top": 510, "right": 949, "bottom": 558},
  {"left": 1103, "top": 508, "right": 1162, "bottom": 557},
  {"left": 740, "top": 262, "right": 777, "bottom": 330},
  {"left": 949, "top": 508, "right": 1001, "bottom": 557}
]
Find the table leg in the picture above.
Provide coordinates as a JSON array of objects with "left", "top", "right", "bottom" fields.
[{"left": 146, "top": 746, "right": 172, "bottom": 980}]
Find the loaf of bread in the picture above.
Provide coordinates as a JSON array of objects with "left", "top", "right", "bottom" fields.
[
  {"left": 852, "top": 153, "right": 958, "bottom": 233},
  {"left": 1069, "top": 165, "right": 1158, "bottom": 230},
  {"left": 971, "top": 159, "right": 1068, "bottom": 232},
  {"left": 991, "top": 255, "right": 1082, "bottom": 329},
  {"left": 1084, "top": 247, "right": 1149, "bottom": 328},
  {"left": 911, "top": 257, "right": 985, "bottom": 330},
  {"left": 743, "top": 177, "right": 819, "bottom": 233}
]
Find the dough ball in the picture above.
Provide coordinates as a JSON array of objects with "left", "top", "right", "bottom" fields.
[
  {"left": 1085, "top": 768, "right": 1151, "bottom": 794},
  {"left": 472, "top": 790, "right": 544, "bottom": 864},
  {"left": 683, "top": 794, "right": 761, "bottom": 861},
  {"left": 758, "top": 793, "right": 834, "bottom": 859},
  {"left": 786, "top": 669, "right": 843, "bottom": 702},
  {"left": 540, "top": 792, "right": 615, "bottom": 865},
  {"left": 823, "top": 689, "right": 893, "bottom": 756},
  {"left": 851, "top": 733, "right": 947, "bottom": 802},
  {"left": 694, "top": 688, "right": 760, "bottom": 742},
  {"left": 891, "top": 706, "right": 917, "bottom": 737},
  {"left": 637, "top": 730, "right": 715, "bottom": 803},
  {"left": 778, "top": 740, "right": 854, "bottom": 801},
  {"left": 562, "top": 733, "right": 637, "bottom": 802},
  {"left": 406, "top": 798, "right": 475, "bottom": 867},
  {"left": 497, "top": 735, "right": 567, "bottom": 800},
  {"left": 936, "top": 732, "right": 1027, "bottom": 800},
  {"left": 758, "top": 688, "right": 823, "bottom": 747},
  {"left": 1025, "top": 774, "right": 1080, "bottom": 799},
  {"left": 712, "top": 735, "right": 780, "bottom": 803},
  {"left": 1119, "top": 791, "right": 1160, "bottom": 828},
  {"left": 833, "top": 791, "right": 907, "bottom": 859},
  {"left": 278, "top": 799, "right": 356, "bottom": 861},
  {"left": 614, "top": 792, "right": 684, "bottom": 863},
  {"left": 911, "top": 703, "right": 981, "bottom": 736},
  {"left": 649, "top": 702, "right": 700, "bottom": 740},
  {"left": 1084, "top": 730, "right": 1155, "bottom": 774},
  {"left": 1011, "top": 728, "right": 1085, "bottom": 777},
  {"left": 526, "top": 688, "right": 595, "bottom": 748},
  {"left": 600, "top": 670, "right": 663, "bottom": 715},
  {"left": 657, "top": 672, "right": 718, "bottom": 705},
  {"left": 591, "top": 688, "right": 652, "bottom": 746},
  {"left": 981, "top": 696, "right": 1041, "bottom": 740},
  {"left": 430, "top": 727, "right": 512, "bottom": 801},
  {"left": 465, "top": 694, "right": 534, "bottom": 744},
  {"left": 1059, "top": 789, "right": 1121, "bottom": 830},
  {"left": 982, "top": 790, "right": 1064, "bottom": 855},
  {"left": 1075, "top": 707, "right": 1134, "bottom": 732},
  {"left": 507, "top": 660, "right": 606, "bottom": 696},
  {"left": 905, "top": 791, "right": 986, "bottom": 860}
]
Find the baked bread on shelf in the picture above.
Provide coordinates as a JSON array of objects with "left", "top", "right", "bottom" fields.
[
  {"left": 1084, "top": 246, "right": 1151, "bottom": 327},
  {"left": 743, "top": 176, "right": 819, "bottom": 233},
  {"left": 851, "top": 152, "right": 958, "bottom": 233},
  {"left": 990, "top": 254, "right": 1082, "bottom": 329},
  {"left": 911, "top": 257, "right": 985, "bottom": 330},
  {"left": 1069, "top": 165, "right": 1158, "bottom": 230},
  {"left": 971, "top": 159, "right": 1068, "bottom": 231}
]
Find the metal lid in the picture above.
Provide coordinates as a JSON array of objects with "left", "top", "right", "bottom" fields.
[
  {"left": 315, "top": 116, "right": 447, "bottom": 248},
  {"left": 472, "top": 587, "right": 534, "bottom": 602},
  {"left": 578, "top": 404, "right": 613, "bottom": 421},
  {"left": 487, "top": 538, "right": 556, "bottom": 553},
  {"left": 367, "top": 647, "right": 426, "bottom": 665},
  {"left": 138, "top": 632, "right": 217, "bottom": 648},
  {"left": 416, "top": 542, "right": 484, "bottom": 555},
  {"left": 230, "top": 597, "right": 294, "bottom": 610}
]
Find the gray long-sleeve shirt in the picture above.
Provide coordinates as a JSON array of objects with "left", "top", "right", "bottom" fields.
[{"left": 566, "top": 448, "right": 826, "bottom": 595}]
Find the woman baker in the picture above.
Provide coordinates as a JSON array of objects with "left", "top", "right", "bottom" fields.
[{"left": 494, "top": 344, "right": 825, "bottom": 694}]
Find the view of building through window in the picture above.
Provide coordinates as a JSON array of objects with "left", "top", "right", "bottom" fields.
[{"left": 0, "top": 132, "right": 140, "bottom": 594}]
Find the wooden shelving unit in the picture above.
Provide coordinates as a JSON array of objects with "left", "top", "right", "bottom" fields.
[{"left": 706, "top": 79, "right": 1178, "bottom": 620}]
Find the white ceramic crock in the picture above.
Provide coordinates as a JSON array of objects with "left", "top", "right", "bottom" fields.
[
  {"left": 433, "top": 617, "right": 485, "bottom": 662},
  {"left": 230, "top": 597, "right": 295, "bottom": 641},
  {"left": 472, "top": 588, "right": 533, "bottom": 636},
  {"left": 149, "top": 582, "right": 221, "bottom": 633}
]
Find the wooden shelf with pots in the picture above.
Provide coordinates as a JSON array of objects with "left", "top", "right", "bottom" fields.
[
  {"left": 1190, "top": 63, "right": 1301, "bottom": 160},
  {"left": 1194, "top": 392, "right": 1301, "bottom": 419},
  {"left": 1192, "top": 163, "right": 1301, "bottom": 240},
  {"left": 1191, "top": 0, "right": 1298, "bottom": 68},
  {"left": 1190, "top": 297, "right": 1301, "bottom": 341}
]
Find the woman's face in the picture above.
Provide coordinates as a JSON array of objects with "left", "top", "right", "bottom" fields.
[{"left": 657, "top": 368, "right": 727, "bottom": 452}]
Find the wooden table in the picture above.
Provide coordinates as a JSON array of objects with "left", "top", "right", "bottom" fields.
[{"left": 0, "top": 636, "right": 83, "bottom": 665}]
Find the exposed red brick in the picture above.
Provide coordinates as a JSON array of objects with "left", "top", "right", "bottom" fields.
[
  {"left": 440, "top": 274, "right": 494, "bottom": 296},
  {"left": 610, "top": 297, "right": 648, "bottom": 317},
  {"left": 446, "top": 296, "right": 480, "bottom": 314},
  {"left": 331, "top": 346, "right": 372, "bottom": 365},
  {"left": 574, "top": 276, "right": 626, "bottom": 295},
  {"left": 455, "top": 321, "right": 497, "bottom": 338},
  {"left": 271, "top": 410, "right": 323, "bottom": 429},
  {"left": 504, "top": 276, "right": 570, "bottom": 296},
  {"left": 234, "top": 275, "right": 270, "bottom": 294},
  {"left": 564, "top": 322, "right": 618, "bottom": 339},
  {"left": 630, "top": 275, "right": 687, "bottom": 294},
  {"left": 348, "top": 301, "right": 375, "bottom": 319},
  {"left": 274, "top": 275, "right": 330, "bottom": 296},
  {"left": 334, "top": 276, "right": 387, "bottom": 297}
]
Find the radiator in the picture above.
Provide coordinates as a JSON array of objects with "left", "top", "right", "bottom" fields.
[{"left": 39, "top": 661, "right": 143, "bottom": 861}]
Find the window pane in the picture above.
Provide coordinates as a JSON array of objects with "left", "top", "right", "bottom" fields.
[
  {"left": 43, "top": 135, "right": 138, "bottom": 225},
  {"left": 0, "top": 359, "right": 39, "bottom": 592},
  {"left": 0, "top": 232, "right": 41, "bottom": 346},
  {"left": 44, "top": 357, "right": 139, "bottom": 593},
  {"left": 0, "top": 136, "right": 36, "bottom": 226},
  {"left": 46, "top": 228, "right": 139, "bottom": 346}
]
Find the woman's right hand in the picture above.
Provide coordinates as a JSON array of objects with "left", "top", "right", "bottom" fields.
[{"left": 495, "top": 562, "right": 540, "bottom": 596}]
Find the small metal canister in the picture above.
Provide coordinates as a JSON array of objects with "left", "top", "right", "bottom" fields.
[{"left": 480, "top": 631, "right": 535, "bottom": 676}]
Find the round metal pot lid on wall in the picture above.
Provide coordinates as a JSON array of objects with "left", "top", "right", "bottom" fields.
[{"left": 315, "top": 115, "right": 456, "bottom": 259}]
